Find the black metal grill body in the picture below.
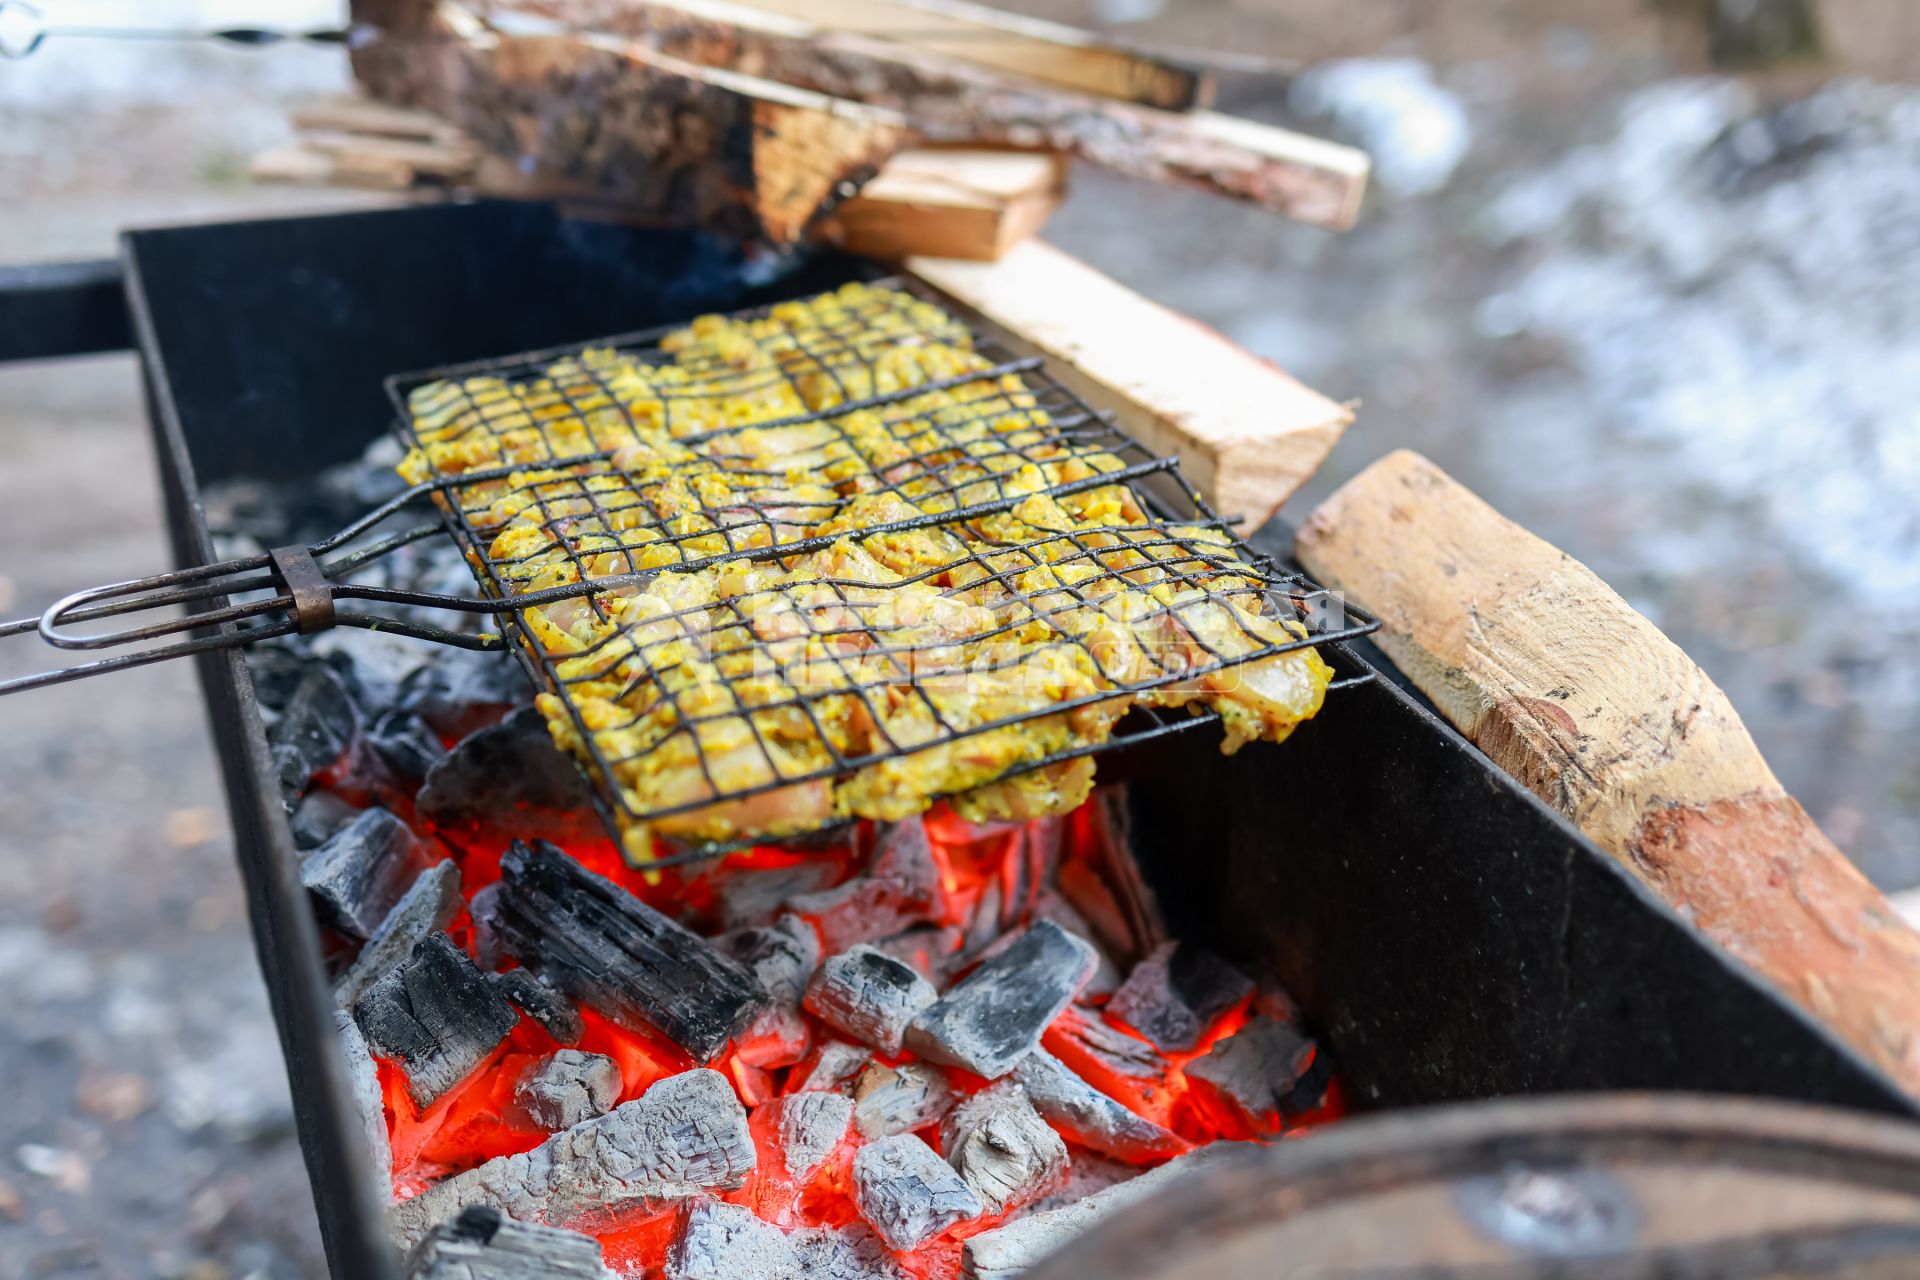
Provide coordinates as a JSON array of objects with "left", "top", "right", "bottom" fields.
[{"left": 102, "top": 202, "right": 1915, "bottom": 1278}]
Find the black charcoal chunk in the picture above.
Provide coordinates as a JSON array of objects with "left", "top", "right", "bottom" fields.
[
  {"left": 852, "top": 1134, "right": 982, "bottom": 1252},
  {"left": 513, "top": 1049, "right": 621, "bottom": 1131},
  {"left": 353, "top": 933, "right": 518, "bottom": 1109},
  {"left": 485, "top": 840, "right": 767, "bottom": 1063},
  {"left": 246, "top": 644, "right": 312, "bottom": 715},
  {"left": 788, "top": 821, "right": 945, "bottom": 954},
  {"left": 777, "top": 1091, "right": 855, "bottom": 1181},
  {"left": 907, "top": 921, "right": 1096, "bottom": 1079},
  {"left": 335, "top": 1009, "right": 393, "bottom": 1195},
  {"left": 291, "top": 789, "right": 360, "bottom": 851},
  {"left": 397, "top": 650, "right": 529, "bottom": 742},
  {"left": 304, "top": 808, "right": 433, "bottom": 940},
  {"left": 667, "top": 1201, "right": 907, "bottom": 1280},
  {"left": 388, "top": 1069, "right": 755, "bottom": 1247},
  {"left": 271, "top": 665, "right": 360, "bottom": 799},
  {"left": 789, "top": 1040, "right": 873, "bottom": 1095},
  {"left": 335, "top": 859, "right": 464, "bottom": 1009},
  {"left": 1012, "top": 1048, "right": 1187, "bottom": 1164},
  {"left": 941, "top": 1083, "right": 1068, "bottom": 1215},
  {"left": 1185, "top": 1016, "right": 1328, "bottom": 1134},
  {"left": 490, "top": 968, "right": 584, "bottom": 1046},
  {"left": 962, "top": 1144, "right": 1256, "bottom": 1280},
  {"left": 852, "top": 1061, "right": 956, "bottom": 1140},
  {"left": 417, "top": 707, "right": 603, "bottom": 849},
  {"left": 1105, "top": 942, "right": 1254, "bottom": 1054},
  {"left": 370, "top": 709, "right": 447, "bottom": 790},
  {"left": 405, "top": 1205, "right": 614, "bottom": 1280},
  {"left": 805, "top": 946, "right": 938, "bottom": 1056}
]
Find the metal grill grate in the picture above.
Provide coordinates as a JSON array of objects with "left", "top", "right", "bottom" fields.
[{"left": 386, "top": 283, "right": 1377, "bottom": 857}]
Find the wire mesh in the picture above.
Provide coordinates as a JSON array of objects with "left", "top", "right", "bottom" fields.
[{"left": 386, "top": 282, "right": 1377, "bottom": 854}]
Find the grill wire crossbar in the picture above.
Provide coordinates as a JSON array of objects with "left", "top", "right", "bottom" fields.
[{"left": 386, "top": 284, "right": 1377, "bottom": 853}]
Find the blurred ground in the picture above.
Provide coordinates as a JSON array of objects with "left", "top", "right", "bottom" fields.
[{"left": 1, "top": 1, "right": 1916, "bottom": 1275}]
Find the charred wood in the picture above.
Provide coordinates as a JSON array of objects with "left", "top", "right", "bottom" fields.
[
  {"left": 1185, "top": 1016, "right": 1328, "bottom": 1137},
  {"left": 485, "top": 839, "right": 766, "bottom": 1062},
  {"left": 853, "top": 1133, "right": 983, "bottom": 1252},
  {"left": 512, "top": 1049, "right": 621, "bottom": 1131},
  {"left": 1104, "top": 942, "right": 1253, "bottom": 1054},
  {"left": 907, "top": 921, "right": 1094, "bottom": 1078},
  {"left": 404, "top": 1205, "right": 614, "bottom": 1279},
  {"left": 1011, "top": 1047, "right": 1187, "bottom": 1164},
  {"left": 490, "top": 967, "right": 586, "bottom": 1046},
  {"left": 335, "top": 859, "right": 464, "bottom": 1009},
  {"left": 852, "top": 1060, "right": 956, "bottom": 1139},
  {"left": 417, "top": 707, "right": 604, "bottom": 850},
  {"left": 388, "top": 1068, "right": 755, "bottom": 1246},
  {"left": 940, "top": 1083, "right": 1068, "bottom": 1215},
  {"left": 788, "top": 819, "right": 946, "bottom": 954},
  {"left": 303, "top": 806, "right": 432, "bottom": 940},
  {"left": 776, "top": 1090, "right": 855, "bottom": 1181},
  {"left": 354, "top": 932, "right": 519, "bottom": 1109},
  {"left": 787, "top": 1039, "right": 873, "bottom": 1095},
  {"left": 805, "top": 945, "right": 938, "bottom": 1056},
  {"left": 667, "top": 1200, "right": 907, "bottom": 1280}
]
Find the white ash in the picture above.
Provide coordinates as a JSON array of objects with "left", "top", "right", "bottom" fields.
[
  {"left": 511, "top": 1050, "right": 621, "bottom": 1132},
  {"left": 333, "top": 1009, "right": 394, "bottom": 1199},
  {"left": 1012, "top": 1048, "right": 1187, "bottom": 1165},
  {"left": 961, "top": 1143, "right": 1257, "bottom": 1280},
  {"left": 907, "top": 922, "right": 1096, "bottom": 1079},
  {"left": 788, "top": 1040, "right": 873, "bottom": 1095},
  {"left": 852, "top": 1060, "right": 956, "bottom": 1140},
  {"left": 805, "top": 945, "right": 938, "bottom": 1056},
  {"left": 852, "top": 1134, "right": 983, "bottom": 1252},
  {"left": 940, "top": 1083, "right": 1068, "bottom": 1216},
  {"left": 405, "top": 1205, "right": 614, "bottom": 1279},
  {"left": 775, "top": 1091, "right": 855, "bottom": 1181},
  {"left": 667, "top": 1200, "right": 908, "bottom": 1280},
  {"left": 387, "top": 1069, "right": 755, "bottom": 1247}
]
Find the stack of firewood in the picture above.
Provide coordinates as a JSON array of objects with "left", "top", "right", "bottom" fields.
[{"left": 278, "top": 0, "right": 1368, "bottom": 256}]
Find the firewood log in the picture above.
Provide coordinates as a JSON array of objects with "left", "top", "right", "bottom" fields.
[{"left": 1297, "top": 448, "right": 1920, "bottom": 1096}]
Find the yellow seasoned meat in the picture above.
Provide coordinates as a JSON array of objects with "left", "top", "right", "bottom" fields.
[{"left": 399, "top": 282, "right": 1333, "bottom": 856}]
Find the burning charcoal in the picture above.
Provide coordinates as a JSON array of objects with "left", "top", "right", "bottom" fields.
[
  {"left": 788, "top": 820, "right": 946, "bottom": 954},
  {"left": 388, "top": 1068, "right": 755, "bottom": 1247},
  {"left": 290, "top": 789, "right": 360, "bottom": 851},
  {"left": 334, "top": 1009, "right": 393, "bottom": 1196},
  {"left": 302, "top": 807, "right": 433, "bottom": 940},
  {"left": 369, "top": 709, "right": 446, "bottom": 790},
  {"left": 870, "top": 925, "right": 966, "bottom": 983},
  {"left": 1031, "top": 889, "right": 1121, "bottom": 998},
  {"left": 1105, "top": 942, "right": 1254, "bottom": 1054},
  {"left": 353, "top": 933, "right": 519, "bottom": 1109},
  {"left": 777, "top": 1091, "right": 855, "bottom": 1181},
  {"left": 1026, "top": 1148, "right": 1139, "bottom": 1213},
  {"left": 405, "top": 1205, "right": 614, "bottom": 1280},
  {"left": 853, "top": 1134, "right": 983, "bottom": 1252},
  {"left": 1043, "top": 1006, "right": 1171, "bottom": 1094},
  {"left": 484, "top": 840, "right": 767, "bottom": 1062},
  {"left": 941, "top": 1083, "right": 1068, "bottom": 1215},
  {"left": 667, "top": 1201, "right": 907, "bottom": 1280},
  {"left": 396, "top": 648, "right": 528, "bottom": 742},
  {"left": 1185, "top": 1017, "right": 1330, "bottom": 1137},
  {"left": 247, "top": 644, "right": 311, "bottom": 715},
  {"left": 271, "top": 665, "right": 361, "bottom": 799},
  {"left": 489, "top": 968, "right": 585, "bottom": 1046},
  {"left": 1011, "top": 1048, "right": 1188, "bottom": 1165},
  {"left": 788, "top": 1039, "right": 872, "bottom": 1094},
  {"left": 852, "top": 1061, "right": 956, "bottom": 1139},
  {"left": 417, "top": 708, "right": 605, "bottom": 850},
  {"left": 805, "top": 946, "right": 938, "bottom": 1056},
  {"left": 717, "top": 917, "right": 819, "bottom": 1070},
  {"left": 512, "top": 1049, "right": 621, "bottom": 1131},
  {"left": 709, "top": 858, "right": 844, "bottom": 932},
  {"left": 334, "top": 859, "right": 464, "bottom": 1009},
  {"left": 1056, "top": 797, "right": 1165, "bottom": 968},
  {"left": 961, "top": 1143, "right": 1256, "bottom": 1280},
  {"left": 907, "top": 921, "right": 1096, "bottom": 1079}
]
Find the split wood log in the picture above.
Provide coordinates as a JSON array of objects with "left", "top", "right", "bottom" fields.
[
  {"left": 1296, "top": 449, "right": 1920, "bottom": 1095},
  {"left": 818, "top": 149, "right": 1065, "bottom": 262},
  {"left": 376, "top": 0, "right": 1367, "bottom": 230},
  {"left": 352, "top": 4, "right": 905, "bottom": 245},
  {"left": 911, "top": 241, "right": 1351, "bottom": 527},
  {"left": 405, "top": 1205, "right": 615, "bottom": 1279}
]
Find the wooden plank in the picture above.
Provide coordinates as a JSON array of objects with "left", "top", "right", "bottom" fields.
[
  {"left": 818, "top": 149, "right": 1065, "bottom": 261},
  {"left": 910, "top": 241, "right": 1351, "bottom": 524},
  {"left": 1295, "top": 449, "right": 1920, "bottom": 1097},
  {"left": 350, "top": 6, "right": 906, "bottom": 246},
  {"left": 291, "top": 95, "right": 470, "bottom": 143},
  {"left": 727, "top": 0, "right": 1210, "bottom": 110},
  {"left": 467, "top": 0, "right": 1368, "bottom": 230}
]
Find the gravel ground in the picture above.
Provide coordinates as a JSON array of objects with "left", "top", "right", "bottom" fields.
[{"left": 2, "top": 2, "right": 1915, "bottom": 1274}]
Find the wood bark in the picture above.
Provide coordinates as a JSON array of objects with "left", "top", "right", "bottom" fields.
[
  {"left": 361, "top": 0, "right": 1367, "bottom": 230},
  {"left": 1296, "top": 449, "right": 1920, "bottom": 1096},
  {"left": 911, "top": 242, "right": 1352, "bottom": 527},
  {"left": 352, "top": 4, "right": 905, "bottom": 245}
]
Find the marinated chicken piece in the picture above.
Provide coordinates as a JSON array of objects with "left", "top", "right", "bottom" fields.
[{"left": 400, "top": 284, "right": 1335, "bottom": 857}]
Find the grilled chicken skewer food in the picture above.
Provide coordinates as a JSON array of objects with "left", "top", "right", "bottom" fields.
[{"left": 400, "top": 284, "right": 1333, "bottom": 859}]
